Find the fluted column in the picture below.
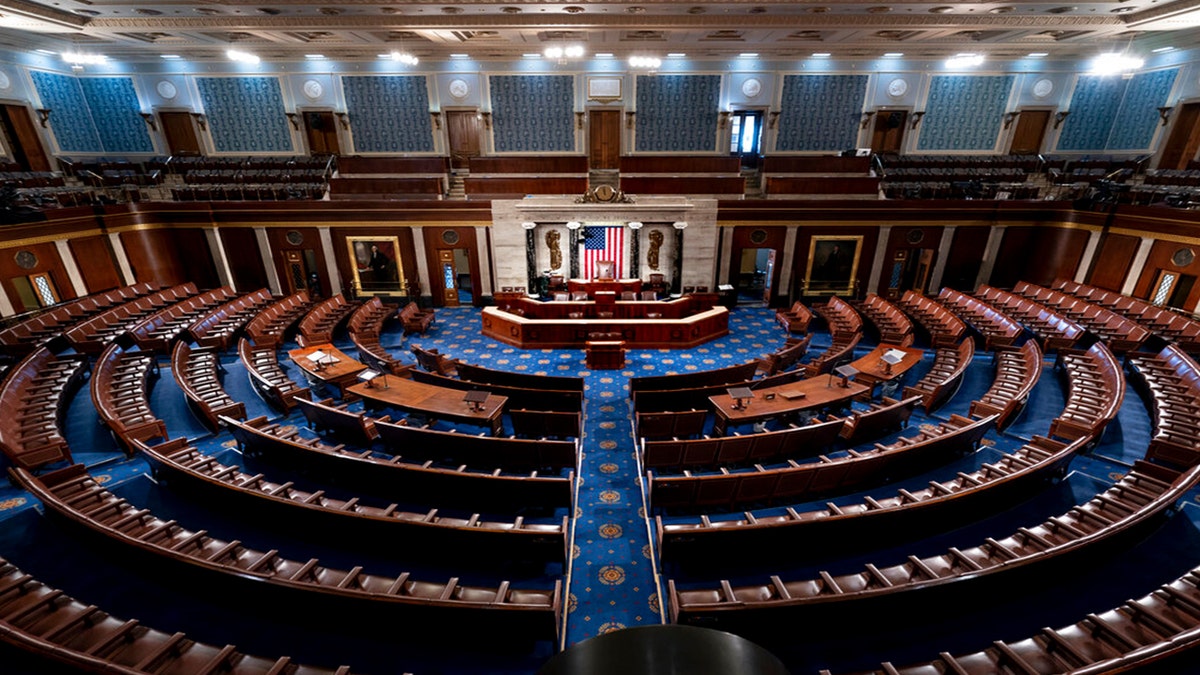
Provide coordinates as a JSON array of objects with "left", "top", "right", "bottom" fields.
[
  {"left": 628, "top": 221, "right": 643, "bottom": 279},
  {"left": 672, "top": 220, "right": 687, "bottom": 293},
  {"left": 522, "top": 221, "right": 538, "bottom": 293},
  {"left": 567, "top": 221, "right": 582, "bottom": 278}
]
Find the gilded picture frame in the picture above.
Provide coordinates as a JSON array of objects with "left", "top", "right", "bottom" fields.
[
  {"left": 346, "top": 235, "right": 405, "bottom": 295},
  {"left": 804, "top": 235, "right": 863, "bottom": 296}
]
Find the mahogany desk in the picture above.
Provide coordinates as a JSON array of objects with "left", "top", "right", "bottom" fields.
[
  {"left": 347, "top": 377, "right": 508, "bottom": 436},
  {"left": 709, "top": 376, "right": 869, "bottom": 436},
  {"left": 567, "top": 279, "right": 642, "bottom": 297},
  {"left": 287, "top": 343, "right": 367, "bottom": 398},
  {"left": 848, "top": 344, "right": 925, "bottom": 388}
]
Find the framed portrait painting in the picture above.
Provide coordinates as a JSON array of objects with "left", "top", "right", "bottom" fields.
[
  {"left": 347, "top": 236, "right": 404, "bottom": 295},
  {"left": 804, "top": 235, "right": 863, "bottom": 296}
]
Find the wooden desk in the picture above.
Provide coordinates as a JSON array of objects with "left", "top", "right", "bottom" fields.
[
  {"left": 586, "top": 341, "right": 625, "bottom": 370},
  {"left": 287, "top": 343, "right": 367, "bottom": 398},
  {"left": 481, "top": 306, "right": 729, "bottom": 349},
  {"left": 567, "top": 279, "right": 642, "bottom": 297},
  {"left": 848, "top": 344, "right": 925, "bottom": 388},
  {"left": 348, "top": 377, "right": 507, "bottom": 436},
  {"left": 709, "top": 376, "right": 869, "bottom": 436}
]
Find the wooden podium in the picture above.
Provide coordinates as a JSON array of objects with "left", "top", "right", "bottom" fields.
[{"left": 586, "top": 340, "right": 625, "bottom": 370}]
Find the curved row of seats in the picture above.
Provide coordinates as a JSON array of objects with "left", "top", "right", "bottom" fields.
[
  {"left": 91, "top": 342, "right": 167, "bottom": 453},
  {"left": 804, "top": 297, "right": 864, "bottom": 376},
  {"left": 243, "top": 291, "right": 312, "bottom": 347},
  {"left": 1048, "top": 342, "right": 1124, "bottom": 443},
  {"left": 774, "top": 301, "right": 813, "bottom": 334},
  {"left": 171, "top": 341, "right": 246, "bottom": 430},
  {"left": 127, "top": 286, "right": 238, "bottom": 352},
  {"left": 642, "top": 417, "right": 845, "bottom": 473},
  {"left": 65, "top": 283, "right": 198, "bottom": 354},
  {"left": 0, "top": 282, "right": 159, "bottom": 356},
  {"left": 0, "top": 346, "right": 88, "bottom": 470},
  {"left": 237, "top": 337, "right": 311, "bottom": 412},
  {"left": 1012, "top": 280, "right": 1148, "bottom": 353},
  {"left": 296, "top": 294, "right": 360, "bottom": 348},
  {"left": 902, "top": 336, "right": 973, "bottom": 412},
  {"left": 894, "top": 290, "right": 967, "bottom": 347},
  {"left": 186, "top": 288, "right": 274, "bottom": 350},
  {"left": 347, "top": 297, "right": 407, "bottom": 375},
  {"left": 1127, "top": 344, "right": 1200, "bottom": 470},
  {"left": 967, "top": 340, "right": 1043, "bottom": 429},
  {"left": 1056, "top": 279, "right": 1200, "bottom": 352},
  {"left": 856, "top": 294, "right": 914, "bottom": 346},
  {"left": 975, "top": 284, "right": 1085, "bottom": 352},
  {"left": 411, "top": 369, "right": 583, "bottom": 413},
  {"left": 936, "top": 287, "right": 1023, "bottom": 348},
  {"left": 756, "top": 334, "right": 810, "bottom": 377}
]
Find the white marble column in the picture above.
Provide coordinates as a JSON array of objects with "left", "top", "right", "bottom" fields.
[
  {"left": 205, "top": 228, "right": 235, "bottom": 289},
  {"left": 1074, "top": 229, "right": 1103, "bottom": 284},
  {"left": 53, "top": 240, "right": 87, "bottom": 297},
  {"left": 779, "top": 226, "right": 798, "bottom": 298},
  {"left": 717, "top": 226, "right": 735, "bottom": 286},
  {"left": 0, "top": 285, "right": 16, "bottom": 317},
  {"left": 866, "top": 225, "right": 892, "bottom": 295},
  {"left": 254, "top": 227, "right": 282, "bottom": 295},
  {"left": 318, "top": 226, "right": 342, "bottom": 296},
  {"left": 927, "top": 226, "right": 957, "bottom": 293},
  {"left": 474, "top": 226, "right": 493, "bottom": 297},
  {"left": 1122, "top": 237, "right": 1156, "bottom": 296},
  {"left": 412, "top": 228, "right": 430, "bottom": 298},
  {"left": 975, "top": 225, "right": 1008, "bottom": 289},
  {"left": 107, "top": 233, "right": 135, "bottom": 285}
]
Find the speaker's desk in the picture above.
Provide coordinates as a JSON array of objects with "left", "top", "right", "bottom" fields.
[
  {"left": 709, "top": 376, "right": 869, "bottom": 436},
  {"left": 287, "top": 343, "right": 367, "bottom": 398},
  {"left": 347, "top": 377, "right": 507, "bottom": 436}
]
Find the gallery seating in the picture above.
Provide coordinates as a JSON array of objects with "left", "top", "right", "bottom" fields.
[
  {"left": 1127, "top": 344, "right": 1200, "bottom": 470},
  {"left": 903, "top": 337, "right": 973, "bottom": 412},
  {"left": 0, "top": 346, "right": 88, "bottom": 470},
  {"left": 1011, "top": 280, "right": 1149, "bottom": 353},
  {"left": 171, "top": 341, "right": 246, "bottom": 430},
  {"left": 856, "top": 293, "right": 915, "bottom": 346},
  {"left": 348, "top": 297, "right": 408, "bottom": 375},
  {"left": 1048, "top": 342, "right": 1124, "bottom": 443},
  {"left": 975, "top": 284, "right": 1085, "bottom": 352},
  {"left": 894, "top": 290, "right": 968, "bottom": 348},
  {"left": 1055, "top": 279, "right": 1200, "bottom": 352},
  {"left": 641, "top": 417, "right": 846, "bottom": 472},
  {"left": 91, "top": 341, "right": 168, "bottom": 453},
  {"left": 136, "top": 438, "right": 568, "bottom": 563},
  {"left": 648, "top": 414, "right": 996, "bottom": 512},
  {"left": 297, "top": 294, "right": 361, "bottom": 347},
  {"left": 937, "top": 287, "right": 1023, "bottom": 349},
  {"left": 13, "top": 464, "right": 562, "bottom": 641},
  {"left": 0, "top": 556, "right": 359, "bottom": 674},
  {"left": 374, "top": 418, "right": 578, "bottom": 473},
  {"left": 775, "top": 301, "right": 813, "bottom": 334},
  {"left": 968, "top": 340, "right": 1043, "bottom": 429},
  {"left": 64, "top": 282, "right": 199, "bottom": 354},
  {"left": 186, "top": 287, "right": 274, "bottom": 350},
  {"left": 635, "top": 409, "right": 709, "bottom": 440},
  {"left": 223, "top": 415, "right": 573, "bottom": 513},
  {"left": 658, "top": 434, "right": 1085, "bottom": 565},
  {"left": 400, "top": 301, "right": 436, "bottom": 335},
  {"left": 128, "top": 286, "right": 239, "bottom": 352},
  {"left": 837, "top": 395, "right": 922, "bottom": 444},
  {"left": 237, "top": 337, "right": 311, "bottom": 411},
  {"left": 243, "top": 291, "right": 313, "bottom": 347},
  {"left": 668, "top": 461, "right": 1200, "bottom": 638}
]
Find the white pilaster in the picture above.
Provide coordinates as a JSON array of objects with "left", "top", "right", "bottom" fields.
[
  {"left": 318, "top": 227, "right": 342, "bottom": 296},
  {"left": 1074, "top": 230, "right": 1103, "bottom": 284},
  {"left": 412, "top": 229, "right": 431, "bottom": 297},
  {"left": 205, "top": 228, "right": 235, "bottom": 289},
  {"left": 107, "top": 233, "right": 135, "bottom": 284},
  {"left": 0, "top": 286, "right": 16, "bottom": 317},
  {"left": 53, "top": 240, "right": 88, "bottom": 297},
  {"left": 975, "top": 225, "right": 1008, "bottom": 289},
  {"left": 866, "top": 225, "right": 892, "bottom": 295},
  {"left": 717, "top": 227, "right": 735, "bottom": 286},
  {"left": 1122, "top": 237, "right": 1156, "bottom": 296},
  {"left": 475, "top": 226, "right": 493, "bottom": 297},
  {"left": 927, "top": 226, "right": 957, "bottom": 293},
  {"left": 779, "top": 226, "right": 798, "bottom": 297},
  {"left": 254, "top": 227, "right": 282, "bottom": 295}
]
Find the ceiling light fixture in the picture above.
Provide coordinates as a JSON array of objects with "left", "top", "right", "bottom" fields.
[
  {"left": 304, "top": 54, "right": 325, "bottom": 59},
  {"left": 226, "top": 49, "right": 260, "bottom": 65},
  {"left": 1027, "top": 52, "right": 1049, "bottom": 57},
  {"left": 945, "top": 53, "right": 985, "bottom": 68},
  {"left": 812, "top": 52, "right": 832, "bottom": 57},
  {"left": 883, "top": 52, "right": 904, "bottom": 58},
  {"left": 62, "top": 52, "right": 107, "bottom": 65},
  {"left": 449, "top": 53, "right": 469, "bottom": 58},
  {"left": 739, "top": 52, "right": 759, "bottom": 58},
  {"left": 386, "top": 50, "right": 418, "bottom": 65},
  {"left": 160, "top": 54, "right": 182, "bottom": 60},
  {"left": 667, "top": 53, "right": 686, "bottom": 58},
  {"left": 628, "top": 55, "right": 662, "bottom": 69},
  {"left": 1089, "top": 52, "right": 1143, "bottom": 75},
  {"left": 1152, "top": 46, "right": 1175, "bottom": 53}
]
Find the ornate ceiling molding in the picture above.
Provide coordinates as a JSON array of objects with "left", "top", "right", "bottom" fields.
[{"left": 0, "top": 0, "right": 88, "bottom": 28}]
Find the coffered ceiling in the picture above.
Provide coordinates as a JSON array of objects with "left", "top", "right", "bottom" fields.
[{"left": 0, "top": 0, "right": 1196, "bottom": 62}]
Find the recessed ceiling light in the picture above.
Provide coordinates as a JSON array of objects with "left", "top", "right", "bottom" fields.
[
  {"left": 812, "top": 52, "right": 831, "bottom": 57},
  {"left": 35, "top": 49, "right": 55, "bottom": 55},
  {"left": 739, "top": 52, "right": 759, "bottom": 58},
  {"left": 522, "top": 53, "right": 540, "bottom": 58},
  {"left": 226, "top": 49, "right": 260, "bottom": 64},
  {"left": 1152, "top": 46, "right": 1175, "bottom": 53},
  {"left": 1027, "top": 52, "right": 1049, "bottom": 57},
  {"left": 667, "top": 52, "right": 685, "bottom": 57},
  {"left": 62, "top": 52, "right": 108, "bottom": 65},
  {"left": 596, "top": 53, "right": 614, "bottom": 58},
  {"left": 883, "top": 52, "right": 904, "bottom": 57},
  {"left": 304, "top": 54, "right": 325, "bottom": 59},
  {"left": 450, "top": 53, "right": 468, "bottom": 58},
  {"left": 160, "top": 54, "right": 182, "bottom": 59}
]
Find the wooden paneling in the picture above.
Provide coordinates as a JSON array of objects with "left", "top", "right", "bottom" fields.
[
  {"left": 1157, "top": 102, "right": 1200, "bottom": 170},
  {"left": 266, "top": 227, "right": 330, "bottom": 298},
  {"left": 329, "top": 177, "right": 444, "bottom": 198},
  {"left": 871, "top": 111, "right": 906, "bottom": 154},
  {"left": 620, "top": 155, "right": 740, "bottom": 173},
  {"left": 423, "top": 226, "right": 480, "bottom": 307},
  {"left": 764, "top": 176, "right": 879, "bottom": 195},
  {"left": 303, "top": 111, "right": 340, "bottom": 155},
  {"left": 877, "top": 225, "right": 944, "bottom": 296},
  {"left": 337, "top": 156, "right": 450, "bottom": 174},
  {"left": 446, "top": 111, "right": 482, "bottom": 170},
  {"left": 469, "top": 156, "right": 588, "bottom": 174},
  {"left": 121, "top": 229, "right": 218, "bottom": 288},
  {"left": 941, "top": 227, "right": 990, "bottom": 292},
  {"left": 1135, "top": 239, "right": 1200, "bottom": 309},
  {"left": 990, "top": 226, "right": 1088, "bottom": 289},
  {"left": 589, "top": 110, "right": 621, "bottom": 170},
  {"left": 762, "top": 156, "right": 872, "bottom": 173},
  {"left": 620, "top": 176, "right": 744, "bottom": 195},
  {"left": 464, "top": 176, "right": 588, "bottom": 195},
  {"left": 2, "top": 105, "right": 50, "bottom": 172},
  {"left": 729, "top": 226, "right": 787, "bottom": 299},
  {"left": 0, "top": 241, "right": 72, "bottom": 310},
  {"left": 68, "top": 236, "right": 122, "bottom": 292},
  {"left": 1088, "top": 233, "right": 1139, "bottom": 291},
  {"left": 481, "top": 305, "right": 730, "bottom": 349},
  {"left": 218, "top": 228, "right": 268, "bottom": 292}
]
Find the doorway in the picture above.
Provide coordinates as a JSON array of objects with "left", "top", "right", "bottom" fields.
[
  {"left": 871, "top": 110, "right": 907, "bottom": 154},
  {"left": 10, "top": 272, "right": 62, "bottom": 312},
  {"left": 0, "top": 105, "right": 50, "bottom": 171},
  {"left": 303, "top": 111, "right": 340, "bottom": 155},
  {"left": 446, "top": 110, "right": 483, "bottom": 171},
  {"left": 1148, "top": 269, "right": 1197, "bottom": 309},
  {"left": 158, "top": 111, "right": 202, "bottom": 156},
  {"left": 282, "top": 249, "right": 321, "bottom": 297},
  {"left": 453, "top": 248, "right": 473, "bottom": 304},
  {"left": 1008, "top": 110, "right": 1051, "bottom": 156},
  {"left": 1157, "top": 102, "right": 1200, "bottom": 170},
  {"left": 588, "top": 109, "right": 621, "bottom": 170},
  {"left": 884, "top": 248, "right": 936, "bottom": 299},
  {"left": 729, "top": 110, "right": 764, "bottom": 170},
  {"left": 736, "top": 248, "right": 775, "bottom": 306},
  {"left": 436, "top": 249, "right": 460, "bottom": 307}
]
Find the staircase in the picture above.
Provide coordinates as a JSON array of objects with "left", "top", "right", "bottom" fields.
[{"left": 447, "top": 171, "right": 466, "bottom": 200}]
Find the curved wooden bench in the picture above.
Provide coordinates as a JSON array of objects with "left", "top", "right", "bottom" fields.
[
  {"left": 375, "top": 417, "right": 578, "bottom": 473},
  {"left": 976, "top": 284, "right": 1085, "bottom": 352},
  {"left": 297, "top": 294, "right": 360, "bottom": 348},
  {"left": 65, "top": 283, "right": 198, "bottom": 355},
  {"left": 0, "top": 555, "right": 361, "bottom": 674},
  {"left": 12, "top": 464, "right": 562, "bottom": 642},
  {"left": 243, "top": 291, "right": 312, "bottom": 348},
  {"left": 136, "top": 438, "right": 568, "bottom": 563},
  {"left": 1056, "top": 280, "right": 1200, "bottom": 353},
  {"left": 937, "top": 287, "right": 1022, "bottom": 349},
  {"left": 1012, "top": 280, "right": 1148, "bottom": 353},
  {"left": 630, "top": 362, "right": 758, "bottom": 394},
  {"left": 0, "top": 282, "right": 158, "bottom": 357},
  {"left": 186, "top": 287, "right": 273, "bottom": 350},
  {"left": 1049, "top": 342, "right": 1124, "bottom": 443},
  {"left": 658, "top": 434, "right": 1085, "bottom": 565},
  {"left": 757, "top": 334, "right": 811, "bottom": 377},
  {"left": 838, "top": 395, "right": 921, "bottom": 444},
  {"left": 237, "top": 337, "right": 310, "bottom": 412},
  {"left": 903, "top": 337, "right": 973, "bottom": 412},
  {"left": 636, "top": 409, "right": 708, "bottom": 440},
  {"left": 1128, "top": 344, "right": 1200, "bottom": 470},
  {"left": 802, "top": 332, "right": 862, "bottom": 377},
  {"left": 856, "top": 294, "right": 914, "bottom": 346},
  {"left": 814, "top": 296, "right": 863, "bottom": 338},
  {"left": 295, "top": 396, "right": 383, "bottom": 447},
  {"left": 457, "top": 362, "right": 584, "bottom": 392},
  {"left": 128, "top": 287, "right": 238, "bottom": 353},
  {"left": 91, "top": 342, "right": 167, "bottom": 453},
  {"left": 969, "top": 340, "right": 1043, "bottom": 429},
  {"left": 409, "top": 370, "right": 583, "bottom": 413},
  {"left": 641, "top": 417, "right": 845, "bottom": 472},
  {"left": 0, "top": 347, "right": 88, "bottom": 470},
  {"left": 669, "top": 460, "right": 1200, "bottom": 634},
  {"left": 895, "top": 290, "right": 967, "bottom": 348},
  {"left": 775, "top": 301, "right": 813, "bottom": 334},
  {"left": 347, "top": 297, "right": 407, "bottom": 375},
  {"left": 399, "top": 301, "right": 435, "bottom": 335},
  {"left": 171, "top": 342, "right": 245, "bottom": 430},
  {"left": 223, "top": 415, "right": 573, "bottom": 512},
  {"left": 649, "top": 414, "right": 996, "bottom": 512}
]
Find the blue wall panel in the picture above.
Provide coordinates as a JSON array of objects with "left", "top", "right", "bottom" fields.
[
  {"left": 776, "top": 75, "right": 867, "bottom": 152},
  {"left": 1108, "top": 68, "right": 1177, "bottom": 150},
  {"left": 917, "top": 75, "right": 1014, "bottom": 151},
  {"left": 635, "top": 75, "right": 721, "bottom": 152},
  {"left": 490, "top": 75, "right": 574, "bottom": 152},
  {"left": 1056, "top": 76, "right": 1126, "bottom": 151},
  {"left": 79, "top": 77, "right": 153, "bottom": 153},
  {"left": 195, "top": 77, "right": 292, "bottom": 153},
  {"left": 342, "top": 75, "right": 434, "bottom": 153},
  {"left": 30, "top": 70, "right": 101, "bottom": 153}
]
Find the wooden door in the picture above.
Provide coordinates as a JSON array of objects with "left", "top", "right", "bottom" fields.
[
  {"left": 871, "top": 111, "right": 907, "bottom": 154},
  {"left": 1157, "top": 103, "right": 1200, "bottom": 170},
  {"left": 282, "top": 249, "right": 320, "bottom": 296},
  {"left": 446, "top": 111, "right": 482, "bottom": 171},
  {"left": 1009, "top": 110, "right": 1050, "bottom": 155},
  {"left": 589, "top": 110, "right": 621, "bottom": 170},
  {"left": 1, "top": 105, "right": 50, "bottom": 171},
  {"left": 303, "top": 111, "right": 340, "bottom": 155},
  {"left": 159, "top": 111, "right": 202, "bottom": 155},
  {"left": 436, "top": 249, "right": 459, "bottom": 306}
]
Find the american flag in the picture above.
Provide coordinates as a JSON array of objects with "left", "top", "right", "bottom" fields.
[{"left": 581, "top": 226, "right": 624, "bottom": 279}]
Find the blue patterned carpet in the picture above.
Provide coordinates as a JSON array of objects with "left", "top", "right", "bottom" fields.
[{"left": 0, "top": 305, "right": 1197, "bottom": 674}]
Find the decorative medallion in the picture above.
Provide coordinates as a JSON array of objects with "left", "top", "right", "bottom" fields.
[
  {"left": 0, "top": 71, "right": 11, "bottom": 91},
  {"left": 906, "top": 228, "right": 925, "bottom": 244},
  {"left": 1032, "top": 78, "right": 1054, "bottom": 99},
  {"left": 286, "top": 230, "right": 304, "bottom": 245},
  {"left": 576, "top": 184, "right": 635, "bottom": 204},
  {"left": 887, "top": 78, "right": 909, "bottom": 99},
  {"left": 156, "top": 80, "right": 178, "bottom": 100},
  {"left": 741, "top": 77, "right": 763, "bottom": 98},
  {"left": 441, "top": 229, "right": 460, "bottom": 245},
  {"left": 302, "top": 79, "right": 324, "bottom": 100},
  {"left": 1172, "top": 247, "right": 1195, "bottom": 267},
  {"left": 448, "top": 78, "right": 470, "bottom": 99},
  {"left": 749, "top": 229, "right": 768, "bottom": 245},
  {"left": 14, "top": 250, "right": 37, "bottom": 270}
]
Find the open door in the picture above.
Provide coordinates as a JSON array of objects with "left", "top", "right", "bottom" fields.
[
  {"left": 871, "top": 110, "right": 907, "bottom": 154},
  {"left": 281, "top": 249, "right": 321, "bottom": 298},
  {"left": 159, "top": 111, "right": 202, "bottom": 155},
  {"left": 729, "top": 110, "right": 764, "bottom": 170},
  {"left": 0, "top": 105, "right": 50, "bottom": 171},
  {"left": 303, "top": 111, "right": 340, "bottom": 155},
  {"left": 1157, "top": 102, "right": 1200, "bottom": 170},
  {"left": 588, "top": 109, "right": 620, "bottom": 170},
  {"left": 1009, "top": 110, "right": 1051, "bottom": 155},
  {"left": 446, "top": 110, "right": 482, "bottom": 171},
  {"left": 436, "top": 249, "right": 460, "bottom": 307}
]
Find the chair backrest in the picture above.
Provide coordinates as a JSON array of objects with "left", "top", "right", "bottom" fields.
[
  {"left": 595, "top": 260, "right": 615, "bottom": 280},
  {"left": 571, "top": 291, "right": 589, "bottom": 301},
  {"left": 620, "top": 291, "right": 637, "bottom": 301},
  {"left": 641, "top": 290, "right": 658, "bottom": 301},
  {"left": 553, "top": 292, "right": 569, "bottom": 301}
]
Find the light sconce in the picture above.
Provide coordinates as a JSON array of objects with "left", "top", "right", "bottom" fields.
[
  {"left": 191, "top": 113, "right": 207, "bottom": 131},
  {"left": 1053, "top": 111, "right": 1070, "bottom": 129},
  {"left": 575, "top": 112, "right": 585, "bottom": 130},
  {"left": 860, "top": 111, "right": 876, "bottom": 129},
  {"left": 1159, "top": 106, "right": 1174, "bottom": 126},
  {"left": 285, "top": 112, "right": 299, "bottom": 130},
  {"left": 910, "top": 111, "right": 926, "bottom": 129},
  {"left": 430, "top": 112, "right": 441, "bottom": 130},
  {"left": 1003, "top": 111, "right": 1019, "bottom": 130},
  {"left": 769, "top": 111, "right": 780, "bottom": 129},
  {"left": 140, "top": 113, "right": 157, "bottom": 131},
  {"left": 480, "top": 112, "right": 491, "bottom": 130},
  {"left": 335, "top": 112, "right": 349, "bottom": 130},
  {"left": 626, "top": 111, "right": 636, "bottom": 129},
  {"left": 35, "top": 109, "right": 51, "bottom": 128},
  {"left": 718, "top": 111, "right": 731, "bottom": 130}
]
